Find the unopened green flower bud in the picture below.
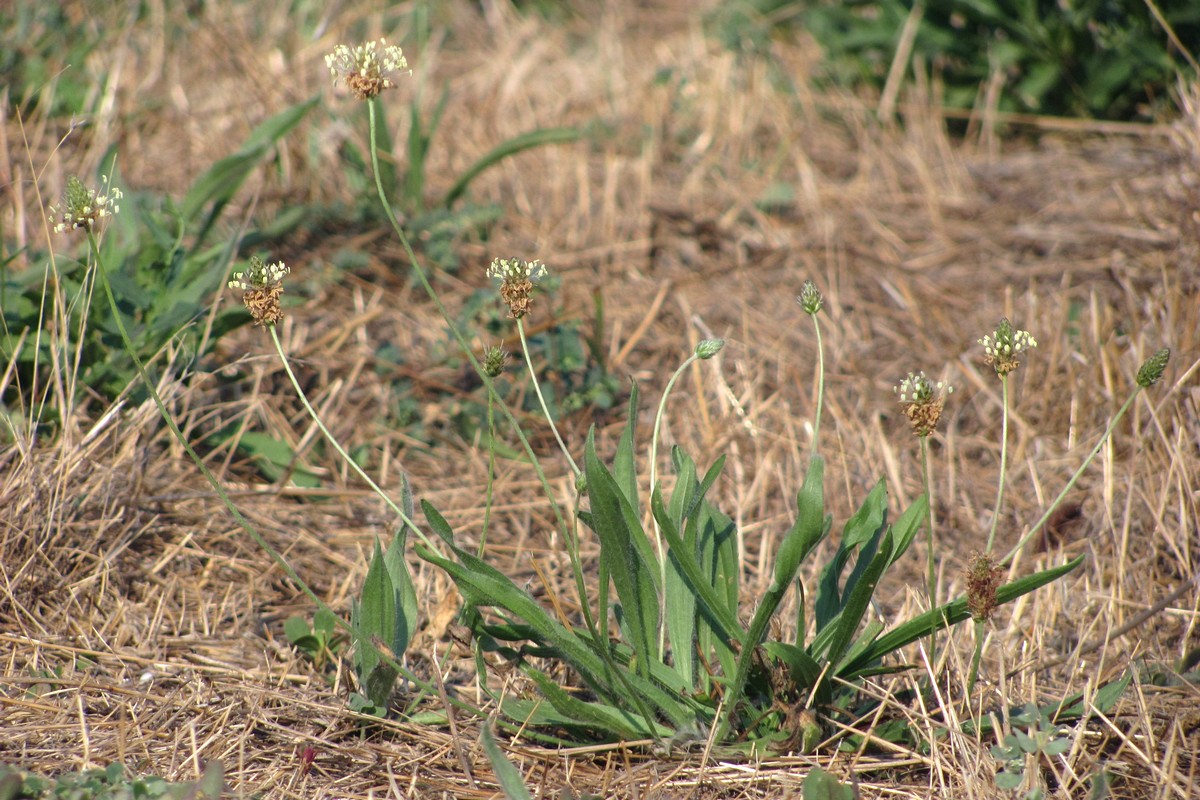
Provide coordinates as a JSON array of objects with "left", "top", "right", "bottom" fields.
[
  {"left": 798, "top": 280, "right": 823, "bottom": 316},
  {"left": 1136, "top": 348, "right": 1170, "bottom": 388},
  {"left": 695, "top": 338, "right": 725, "bottom": 359},
  {"left": 483, "top": 345, "right": 508, "bottom": 378}
]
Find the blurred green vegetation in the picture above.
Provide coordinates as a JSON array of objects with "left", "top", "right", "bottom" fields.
[{"left": 711, "top": 0, "right": 1199, "bottom": 121}]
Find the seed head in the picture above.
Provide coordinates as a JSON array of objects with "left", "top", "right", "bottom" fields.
[
  {"left": 326, "top": 39, "right": 410, "bottom": 101},
  {"left": 965, "top": 552, "right": 1004, "bottom": 622},
  {"left": 978, "top": 318, "right": 1037, "bottom": 377},
  {"left": 797, "top": 280, "right": 823, "bottom": 316},
  {"left": 48, "top": 175, "right": 123, "bottom": 234},
  {"left": 486, "top": 257, "right": 547, "bottom": 319},
  {"left": 894, "top": 371, "right": 953, "bottom": 437},
  {"left": 1136, "top": 348, "right": 1170, "bottom": 388},
  {"left": 229, "top": 256, "right": 290, "bottom": 326}
]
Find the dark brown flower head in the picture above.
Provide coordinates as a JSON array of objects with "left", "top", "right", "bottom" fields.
[
  {"left": 229, "top": 256, "right": 290, "bottom": 326},
  {"left": 895, "top": 371, "right": 953, "bottom": 437},
  {"left": 965, "top": 552, "right": 1005, "bottom": 622}
]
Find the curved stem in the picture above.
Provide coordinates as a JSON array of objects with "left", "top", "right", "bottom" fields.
[
  {"left": 648, "top": 351, "right": 700, "bottom": 651},
  {"left": 1000, "top": 387, "right": 1141, "bottom": 567},
  {"left": 985, "top": 376, "right": 1010, "bottom": 554},
  {"left": 517, "top": 317, "right": 579, "bottom": 476},
  {"left": 480, "top": 392, "right": 497, "bottom": 558},
  {"left": 268, "top": 325, "right": 434, "bottom": 550}
]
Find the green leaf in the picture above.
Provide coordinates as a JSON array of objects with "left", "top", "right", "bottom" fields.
[
  {"left": 583, "top": 427, "right": 660, "bottom": 675},
  {"left": 823, "top": 530, "right": 894, "bottom": 669},
  {"left": 840, "top": 555, "right": 1085, "bottom": 677},
  {"left": 384, "top": 533, "right": 419, "bottom": 656},
  {"left": 480, "top": 724, "right": 535, "bottom": 800},
  {"left": 283, "top": 616, "right": 312, "bottom": 645},
  {"left": 442, "top": 127, "right": 580, "bottom": 208},
  {"left": 816, "top": 478, "right": 885, "bottom": 627},
  {"left": 777, "top": 455, "right": 828, "bottom": 592},
  {"left": 613, "top": 380, "right": 640, "bottom": 508},
  {"left": 802, "top": 766, "right": 856, "bottom": 800},
  {"left": 180, "top": 96, "right": 318, "bottom": 234},
  {"left": 652, "top": 486, "right": 743, "bottom": 644},
  {"left": 719, "top": 457, "right": 826, "bottom": 740},
  {"left": 355, "top": 539, "right": 395, "bottom": 681}
]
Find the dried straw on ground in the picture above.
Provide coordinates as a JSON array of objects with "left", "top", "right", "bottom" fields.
[{"left": 3, "top": 2, "right": 1198, "bottom": 798}]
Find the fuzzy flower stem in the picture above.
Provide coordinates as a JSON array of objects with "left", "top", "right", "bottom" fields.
[
  {"left": 267, "top": 325, "right": 434, "bottom": 550},
  {"left": 516, "top": 317, "right": 580, "bottom": 476},
  {"left": 1000, "top": 386, "right": 1141, "bottom": 567},
  {"left": 985, "top": 376, "right": 1010, "bottom": 555},
  {"left": 88, "top": 233, "right": 465, "bottom": 718},
  {"left": 967, "top": 619, "right": 986, "bottom": 695},
  {"left": 649, "top": 350, "right": 702, "bottom": 624},
  {"left": 810, "top": 314, "right": 825, "bottom": 457},
  {"left": 920, "top": 434, "right": 939, "bottom": 664}
]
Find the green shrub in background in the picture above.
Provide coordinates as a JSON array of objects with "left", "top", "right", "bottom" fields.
[{"left": 712, "top": 0, "right": 1200, "bottom": 121}]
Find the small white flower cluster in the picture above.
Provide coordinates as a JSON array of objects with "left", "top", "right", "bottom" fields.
[
  {"left": 895, "top": 371, "right": 952, "bottom": 404},
  {"left": 978, "top": 328, "right": 1037, "bottom": 360},
  {"left": 486, "top": 257, "right": 547, "bottom": 284},
  {"left": 49, "top": 175, "right": 123, "bottom": 234},
  {"left": 325, "top": 39, "right": 409, "bottom": 94},
  {"left": 228, "top": 258, "right": 290, "bottom": 291}
]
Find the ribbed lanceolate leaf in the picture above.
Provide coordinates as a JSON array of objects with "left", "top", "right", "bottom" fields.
[
  {"left": 837, "top": 555, "right": 1086, "bottom": 678},
  {"left": 613, "top": 380, "right": 640, "bottom": 508},
  {"left": 355, "top": 539, "right": 395, "bottom": 680},
  {"left": 583, "top": 428, "right": 660, "bottom": 676},
  {"left": 815, "top": 478, "right": 887, "bottom": 629}
]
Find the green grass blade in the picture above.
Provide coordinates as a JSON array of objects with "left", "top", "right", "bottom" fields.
[
  {"left": 442, "top": 127, "right": 580, "bottom": 208},
  {"left": 181, "top": 96, "right": 318, "bottom": 236},
  {"left": 480, "top": 724, "right": 534, "bottom": 800}
]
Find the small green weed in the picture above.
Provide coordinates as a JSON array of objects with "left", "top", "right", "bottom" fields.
[
  {"left": 0, "top": 761, "right": 223, "bottom": 800},
  {"left": 284, "top": 607, "right": 344, "bottom": 671}
]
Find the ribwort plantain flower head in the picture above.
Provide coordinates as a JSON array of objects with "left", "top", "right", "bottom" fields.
[
  {"left": 797, "top": 280, "right": 823, "bottom": 316},
  {"left": 1136, "top": 348, "right": 1170, "bottom": 388},
  {"left": 483, "top": 345, "right": 509, "bottom": 378},
  {"left": 895, "top": 371, "right": 953, "bottom": 437},
  {"left": 966, "top": 552, "right": 1004, "bottom": 622},
  {"left": 325, "top": 39, "right": 410, "bottom": 101},
  {"left": 228, "top": 255, "right": 290, "bottom": 326},
  {"left": 978, "top": 318, "right": 1037, "bottom": 377},
  {"left": 695, "top": 338, "right": 725, "bottom": 360},
  {"left": 48, "top": 175, "right": 123, "bottom": 234},
  {"left": 486, "top": 257, "right": 547, "bottom": 319}
]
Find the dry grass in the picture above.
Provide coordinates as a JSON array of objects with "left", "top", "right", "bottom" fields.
[{"left": 3, "top": 1, "right": 1199, "bottom": 797}]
